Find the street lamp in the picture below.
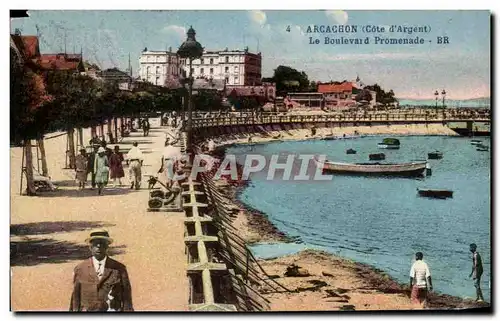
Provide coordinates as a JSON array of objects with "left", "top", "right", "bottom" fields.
[
  {"left": 434, "top": 90, "right": 439, "bottom": 109},
  {"left": 177, "top": 26, "right": 203, "bottom": 153},
  {"left": 441, "top": 89, "right": 446, "bottom": 108}
]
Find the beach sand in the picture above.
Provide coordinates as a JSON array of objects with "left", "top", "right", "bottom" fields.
[
  {"left": 212, "top": 124, "right": 458, "bottom": 147},
  {"left": 10, "top": 119, "right": 189, "bottom": 311}
]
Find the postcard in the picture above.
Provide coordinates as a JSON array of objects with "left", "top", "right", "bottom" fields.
[{"left": 10, "top": 9, "right": 491, "bottom": 312}]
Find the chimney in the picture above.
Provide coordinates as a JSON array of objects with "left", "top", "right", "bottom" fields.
[{"left": 169, "top": 46, "right": 172, "bottom": 52}]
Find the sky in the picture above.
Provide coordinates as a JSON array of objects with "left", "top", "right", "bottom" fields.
[{"left": 10, "top": 10, "right": 491, "bottom": 100}]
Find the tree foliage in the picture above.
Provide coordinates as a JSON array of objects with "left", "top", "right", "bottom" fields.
[
  {"left": 363, "top": 84, "right": 398, "bottom": 105},
  {"left": 268, "top": 65, "right": 310, "bottom": 95},
  {"left": 354, "top": 89, "right": 373, "bottom": 103},
  {"left": 10, "top": 55, "right": 53, "bottom": 143}
]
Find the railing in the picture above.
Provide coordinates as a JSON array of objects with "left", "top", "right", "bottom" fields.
[{"left": 191, "top": 111, "right": 490, "bottom": 128}]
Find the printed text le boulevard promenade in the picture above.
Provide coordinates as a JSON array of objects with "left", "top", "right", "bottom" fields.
[{"left": 303, "top": 24, "right": 450, "bottom": 46}]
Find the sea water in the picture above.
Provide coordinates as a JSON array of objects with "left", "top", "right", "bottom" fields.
[{"left": 227, "top": 135, "right": 491, "bottom": 302}]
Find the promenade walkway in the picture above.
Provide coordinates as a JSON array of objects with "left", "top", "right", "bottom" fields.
[{"left": 10, "top": 118, "right": 188, "bottom": 311}]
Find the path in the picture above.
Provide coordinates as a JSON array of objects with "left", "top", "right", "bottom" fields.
[{"left": 10, "top": 117, "right": 188, "bottom": 311}]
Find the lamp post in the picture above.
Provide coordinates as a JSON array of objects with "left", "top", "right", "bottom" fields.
[
  {"left": 434, "top": 90, "right": 439, "bottom": 109},
  {"left": 441, "top": 89, "right": 446, "bottom": 108},
  {"left": 177, "top": 26, "right": 203, "bottom": 154}
]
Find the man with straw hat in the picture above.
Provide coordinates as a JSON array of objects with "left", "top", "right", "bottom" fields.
[{"left": 70, "top": 229, "right": 133, "bottom": 312}]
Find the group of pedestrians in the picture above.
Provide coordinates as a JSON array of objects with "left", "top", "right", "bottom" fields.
[
  {"left": 409, "top": 244, "right": 485, "bottom": 307},
  {"left": 74, "top": 140, "right": 144, "bottom": 195}
]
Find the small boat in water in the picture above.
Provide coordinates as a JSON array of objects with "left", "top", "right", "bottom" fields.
[
  {"left": 378, "top": 138, "right": 401, "bottom": 149},
  {"left": 369, "top": 153, "right": 386, "bottom": 160},
  {"left": 428, "top": 151, "right": 443, "bottom": 159},
  {"left": 471, "top": 140, "right": 483, "bottom": 145},
  {"left": 476, "top": 144, "right": 489, "bottom": 151},
  {"left": 315, "top": 158, "right": 427, "bottom": 177},
  {"left": 417, "top": 189, "right": 453, "bottom": 199},
  {"left": 346, "top": 148, "right": 357, "bottom": 154},
  {"left": 322, "top": 135, "right": 336, "bottom": 141}
]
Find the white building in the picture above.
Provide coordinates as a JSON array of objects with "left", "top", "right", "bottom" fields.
[
  {"left": 181, "top": 48, "right": 262, "bottom": 86},
  {"left": 139, "top": 47, "right": 183, "bottom": 87}
]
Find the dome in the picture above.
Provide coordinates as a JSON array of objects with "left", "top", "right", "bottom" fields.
[{"left": 177, "top": 26, "right": 203, "bottom": 59}]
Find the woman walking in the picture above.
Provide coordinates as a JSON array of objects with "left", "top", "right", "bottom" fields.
[
  {"left": 94, "top": 147, "right": 110, "bottom": 195},
  {"left": 109, "top": 145, "right": 125, "bottom": 187},
  {"left": 75, "top": 148, "right": 89, "bottom": 190}
]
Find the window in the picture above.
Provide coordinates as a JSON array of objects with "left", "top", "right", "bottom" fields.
[
  {"left": 156, "top": 77, "right": 160, "bottom": 85},
  {"left": 210, "top": 58, "right": 214, "bottom": 64},
  {"left": 234, "top": 77, "right": 239, "bottom": 84},
  {"left": 210, "top": 68, "right": 214, "bottom": 75},
  {"left": 225, "top": 56, "right": 229, "bottom": 63},
  {"left": 200, "top": 68, "right": 204, "bottom": 74},
  {"left": 234, "top": 66, "right": 239, "bottom": 73},
  {"left": 225, "top": 77, "right": 229, "bottom": 84},
  {"left": 225, "top": 67, "right": 229, "bottom": 73},
  {"left": 146, "top": 66, "right": 151, "bottom": 75},
  {"left": 200, "top": 58, "right": 204, "bottom": 64},
  {"left": 156, "top": 66, "right": 160, "bottom": 74},
  {"left": 190, "top": 68, "right": 194, "bottom": 74}
]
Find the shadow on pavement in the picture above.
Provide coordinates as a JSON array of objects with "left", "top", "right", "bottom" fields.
[
  {"left": 118, "top": 140, "right": 154, "bottom": 145},
  {"left": 37, "top": 187, "right": 139, "bottom": 198},
  {"left": 52, "top": 179, "right": 79, "bottom": 187},
  {"left": 11, "top": 221, "right": 114, "bottom": 236},
  {"left": 10, "top": 238, "right": 126, "bottom": 266}
]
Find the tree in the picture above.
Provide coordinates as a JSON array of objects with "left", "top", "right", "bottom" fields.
[
  {"left": 44, "top": 71, "right": 100, "bottom": 168},
  {"left": 11, "top": 54, "right": 53, "bottom": 195},
  {"left": 309, "top": 81, "right": 318, "bottom": 92},
  {"left": 364, "top": 84, "right": 398, "bottom": 106},
  {"left": 269, "top": 65, "right": 310, "bottom": 95},
  {"left": 355, "top": 89, "right": 373, "bottom": 103}
]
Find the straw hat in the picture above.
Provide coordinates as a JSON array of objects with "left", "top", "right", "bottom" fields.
[
  {"left": 97, "top": 147, "right": 106, "bottom": 153},
  {"left": 85, "top": 229, "right": 113, "bottom": 244}
]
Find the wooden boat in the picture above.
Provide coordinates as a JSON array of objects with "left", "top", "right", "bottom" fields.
[
  {"left": 315, "top": 158, "right": 427, "bottom": 177},
  {"left": 471, "top": 140, "right": 483, "bottom": 145},
  {"left": 428, "top": 151, "right": 443, "bottom": 159},
  {"left": 378, "top": 138, "right": 401, "bottom": 149},
  {"left": 369, "top": 153, "right": 386, "bottom": 160},
  {"left": 346, "top": 148, "right": 357, "bottom": 154},
  {"left": 476, "top": 144, "right": 489, "bottom": 151},
  {"left": 417, "top": 189, "right": 453, "bottom": 199}
]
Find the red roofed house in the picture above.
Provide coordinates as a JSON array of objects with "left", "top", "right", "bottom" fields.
[
  {"left": 36, "top": 53, "right": 85, "bottom": 72},
  {"left": 11, "top": 33, "right": 41, "bottom": 66},
  {"left": 317, "top": 81, "right": 361, "bottom": 109}
]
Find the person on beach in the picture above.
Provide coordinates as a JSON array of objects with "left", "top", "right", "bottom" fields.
[
  {"left": 70, "top": 230, "right": 133, "bottom": 312},
  {"left": 126, "top": 142, "right": 144, "bottom": 190},
  {"left": 109, "top": 146, "right": 125, "bottom": 187},
  {"left": 75, "top": 148, "right": 88, "bottom": 190},
  {"left": 409, "top": 252, "right": 433, "bottom": 307},
  {"left": 469, "top": 243, "right": 484, "bottom": 302},
  {"left": 94, "top": 147, "right": 110, "bottom": 196}
]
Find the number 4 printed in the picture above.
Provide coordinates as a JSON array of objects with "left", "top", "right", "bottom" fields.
[{"left": 286, "top": 25, "right": 290, "bottom": 32}]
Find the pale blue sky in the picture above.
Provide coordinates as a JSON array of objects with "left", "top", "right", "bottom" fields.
[{"left": 10, "top": 10, "right": 490, "bottom": 99}]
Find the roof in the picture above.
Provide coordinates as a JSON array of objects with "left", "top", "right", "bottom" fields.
[
  {"left": 225, "top": 86, "right": 269, "bottom": 96},
  {"left": 192, "top": 78, "right": 225, "bottom": 90},
  {"left": 317, "top": 82, "right": 356, "bottom": 94},
  {"left": 36, "top": 53, "right": 84, "bottom": 71},
  {"left": 11, "top": 35, "right": 40, "bottom": 60}
]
